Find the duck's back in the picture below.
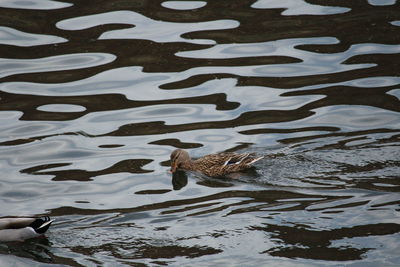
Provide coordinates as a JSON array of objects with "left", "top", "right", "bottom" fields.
[
  {"left": 194, "top": 152, "right": 261, "bottom": 177},
  {"left": 195, "top": 153, "right": 236, "bottom": 166}
]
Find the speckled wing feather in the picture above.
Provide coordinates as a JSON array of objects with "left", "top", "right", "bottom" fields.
[
  {"left": 194, "top": 153, "right": 238, "bottom": 166},
  {"left": 194, "top": 152, "right": 263, "bottom": 177}
]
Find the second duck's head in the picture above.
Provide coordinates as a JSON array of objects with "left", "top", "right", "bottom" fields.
[{"left": 170, "top": 149, "right": 190, "bottom": 173}]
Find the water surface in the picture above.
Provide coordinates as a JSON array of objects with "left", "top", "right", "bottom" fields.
[{"left": 0, "top": 0, "right": 399, "bottom": 266}]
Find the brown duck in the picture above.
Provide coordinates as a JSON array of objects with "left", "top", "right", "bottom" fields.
[{"left": 170, "top": 149, "right": 263, "bottom": 177}]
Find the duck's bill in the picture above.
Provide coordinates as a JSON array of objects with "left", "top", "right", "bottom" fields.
[{"left": 169, "top": 163, "right": 178, "bottom": 173}]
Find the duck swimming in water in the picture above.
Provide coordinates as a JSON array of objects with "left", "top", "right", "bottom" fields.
[
  {"left": 0, "top": 216, "right": 53, "bottom": 242},
  {"left": 170, "top": 149, "right": 263, "bottom": 177}
]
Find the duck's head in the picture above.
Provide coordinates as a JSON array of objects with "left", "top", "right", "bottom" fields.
[{"left": 170, "top": 149, "right": 190, "bottom": 173}]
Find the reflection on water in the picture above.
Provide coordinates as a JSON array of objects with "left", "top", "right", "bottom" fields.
[
  {"left": 0, "top": 26, "right": 67, "bottom": 47},
  {"left": 0, "top": 0, "right": 72, "bottom": 10},
  {"left": 0, "top": 53, "right": 116, "bottom": 78},
  {"left": 0, "top": 0, "right": 399, "bottom": 266},
  {"left": 57, "top": 10, "right": 239, "bottom": 45},
  {"left": 162, "top": 1, "right": 207, "bottom": 11},
  {"left": 251, "top": 0, "right": 351, "bottom": 15}
]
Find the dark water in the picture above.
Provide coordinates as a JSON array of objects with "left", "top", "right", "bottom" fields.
[{"left": 1, "top": 0, "right": 400, "bottom": 266}]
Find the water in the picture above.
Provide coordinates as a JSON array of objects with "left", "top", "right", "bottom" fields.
[{"left": 0, "top": 0, "right": 399, "bottom": 266}]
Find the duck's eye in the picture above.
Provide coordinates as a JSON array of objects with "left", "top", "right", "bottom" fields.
[{"left": 173, "top": 153, "right": 180, "bottom": 161}]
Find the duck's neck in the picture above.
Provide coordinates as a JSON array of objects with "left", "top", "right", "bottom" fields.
[{"left": 180, "top": 160, "right": 195, "bottom": 171}]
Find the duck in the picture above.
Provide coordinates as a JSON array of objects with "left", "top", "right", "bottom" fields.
[
  {"left": 0, "top": 216, "right": 53, "bottom": 242},
  {"left": 170, "top": 149, "right": 263, "bottom": 177}
]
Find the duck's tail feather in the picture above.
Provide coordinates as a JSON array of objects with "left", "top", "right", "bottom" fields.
[
  {"left": 31, "top": 216, "right": 54, "bottom": 234},
  {"left": 246, "top": 156, "right": 264, "bottom": 166},
  {"left": 37, "top": 219, "right": 53, "bottom": 231}
]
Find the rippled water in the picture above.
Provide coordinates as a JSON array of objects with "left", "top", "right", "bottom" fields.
[{"left": 1, "top": 0, "right": 400, "bottom": 266}]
